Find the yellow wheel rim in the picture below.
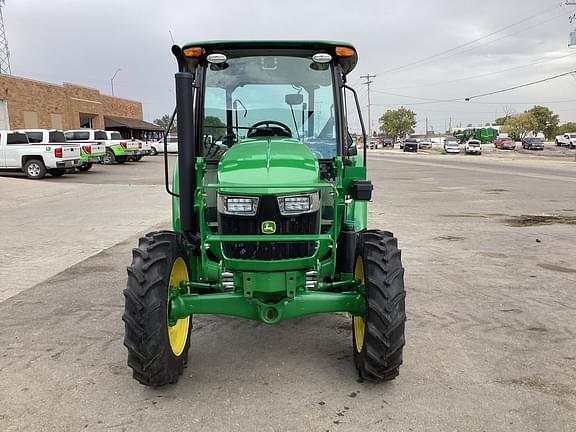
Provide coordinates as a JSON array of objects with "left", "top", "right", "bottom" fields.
[
  {"left": 353, "top": 256, "right": 365, "bottom": 353},
  {"left": 168, "top": 257, "right": 190, "bottom": 356}
]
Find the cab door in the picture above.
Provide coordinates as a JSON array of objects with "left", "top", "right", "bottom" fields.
[{"left": 4, "top": 132, "right": 29, "bottom": 167}]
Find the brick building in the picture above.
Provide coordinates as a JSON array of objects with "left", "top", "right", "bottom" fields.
[{"left": 0, "top": 74, "right": 161, "bottom": 138}]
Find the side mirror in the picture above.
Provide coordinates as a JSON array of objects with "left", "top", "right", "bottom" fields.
[
  {"left": 345, "top": 133, "right": 357, "bottom": 156},
  {"left": 285, "top": 94, "right": 304, "bottom": 106}
]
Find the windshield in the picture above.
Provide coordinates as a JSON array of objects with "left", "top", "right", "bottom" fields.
[{"left": 203, "top": 55, "right": 336, "bottom": 159}]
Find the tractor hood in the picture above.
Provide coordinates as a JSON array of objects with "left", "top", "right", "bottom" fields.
[{"left": 218, "top": 138, "right": 319, "bottom": 194}]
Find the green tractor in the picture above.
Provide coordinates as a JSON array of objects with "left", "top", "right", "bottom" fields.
[{"left": 123, "top": 41, "right": 406, "bottom": 386}]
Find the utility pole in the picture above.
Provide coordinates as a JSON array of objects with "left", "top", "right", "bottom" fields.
[
  {"left": 360, "top": 74, "right": 376, "bottom": 147},
  {"left": 425, "top": 117, "right": 428, "bottom": 137}
]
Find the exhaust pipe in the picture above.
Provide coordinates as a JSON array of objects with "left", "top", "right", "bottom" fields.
[{"left": 174, "top": 71, "right": 197, "bottom": 238}]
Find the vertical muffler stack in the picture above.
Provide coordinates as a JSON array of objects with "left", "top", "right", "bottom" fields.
[{"left": 175, "top": 71, "right": 197, "bottom": 238}]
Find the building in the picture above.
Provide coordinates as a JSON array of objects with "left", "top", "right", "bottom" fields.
[{"left": 0, "top": 74, "right": 161, "bottom": 139}]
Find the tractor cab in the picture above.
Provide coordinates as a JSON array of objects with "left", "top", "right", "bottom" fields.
[{"left": 123, "top": 41, "right": 406, "bottom": 387}]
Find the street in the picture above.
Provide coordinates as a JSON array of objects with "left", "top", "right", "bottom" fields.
[{"left": 1, "top": 154, "right": 575, "bottom": 431}]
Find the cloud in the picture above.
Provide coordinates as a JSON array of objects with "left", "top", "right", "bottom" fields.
[{"left": 5, "top": 0, "right": 576, "bottom": 130}]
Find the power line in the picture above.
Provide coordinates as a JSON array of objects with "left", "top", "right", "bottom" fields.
[
  {"left": 373, "top": 50, "right": 576, "bottom": 92},
  {"left": 376, "top": 2, "right": 565, "bottom": 76},
  {"left": 464, "top": 69, "right": 576, "bottom": 101}
]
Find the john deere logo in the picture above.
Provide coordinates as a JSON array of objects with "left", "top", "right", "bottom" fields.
[{"left": 261, "top": 221, "right": 276, "bottom": 234}]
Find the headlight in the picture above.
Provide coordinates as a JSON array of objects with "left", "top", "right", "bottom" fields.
[
  {"left": 218, "top": 194, "right": 259, "bottom": 216},
  {"left": 277, "top": 192, "right": 320, "bottom": 215}
]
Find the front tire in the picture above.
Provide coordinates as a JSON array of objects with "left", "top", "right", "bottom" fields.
[
  {"left": 123, "top": 231, "right": 192, "bottom": 386},
  {"left": 116, "top": 155, "right": 127, "bottom": 164},
  {"left": 352, "top": 230, "right": 406, "bottom": 382}
]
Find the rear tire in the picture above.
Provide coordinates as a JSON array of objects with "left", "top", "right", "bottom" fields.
[
  {"left": 123, "top": 231, "right": 192, "bottom": 387},
  {"left": 77, "top": 163, "right": 93, "bottom": 172},
  {"left": 23, "top": 159, "right": 47, "bottom": 179},
  {"left": 102, "top": 149, "right": 116, "bottom": 165},
  {"left": 352, "top": 230, "right": 406, "bottom": 382}
]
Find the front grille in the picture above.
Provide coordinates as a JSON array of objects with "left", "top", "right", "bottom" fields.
[{"left": 220, "top": 195, "right": 319, "bottom": 260}]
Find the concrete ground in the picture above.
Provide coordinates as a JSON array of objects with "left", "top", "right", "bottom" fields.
[
  {"left": 1, "top": 154, "right": 575, "bottom": 431},
  {"left": 0, "top": 158, "right": 173, "bottom": 302}
]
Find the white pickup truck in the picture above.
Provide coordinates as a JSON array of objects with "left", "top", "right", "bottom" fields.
[
  {"left": 20, "top": 128, "right": 104, "bottom": 172},
  {"left": 65, "top": 129, "right": 138, "bottom": 165},
  {"left": 103, "top": 131, "right": 146, "bottom": 162},
  {"left": 555, "top": 133, "right": 576, "bottom": 149},
  {"left": 0, "top": 130, "right": 81, "bottom": 179}
]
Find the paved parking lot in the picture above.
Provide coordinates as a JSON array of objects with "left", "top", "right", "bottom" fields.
[
  {"left": 1, "top": 154, "right": 575, "bottom": 431},
  {"left": 0, "top": 158, "right": 174, "bottom": 302}
]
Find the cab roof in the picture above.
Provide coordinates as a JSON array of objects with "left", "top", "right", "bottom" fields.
[{"left": 180, "top": 40, "right": 358, "bottom": 74}]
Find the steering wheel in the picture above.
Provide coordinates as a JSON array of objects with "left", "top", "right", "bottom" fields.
[{"left": 247, "top": 121, "right": 292, "bottom": 138}]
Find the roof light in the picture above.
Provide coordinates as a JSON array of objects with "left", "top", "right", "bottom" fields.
[
  {"left": 207, "top": 53, "right": 227, "bottom": 64},
  {"left": 335, "top": 46, "right": 355, "bottom": 57},
  {"left": 312, "top": 53, "right": 332, "bottom": 64},
  {"left": 183, "top": 47, "right": 204, "bottom": 58}
]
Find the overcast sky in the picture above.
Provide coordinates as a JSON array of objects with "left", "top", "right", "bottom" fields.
[{"left": 6, "top": 0, "right": 576, "bottom": 133}]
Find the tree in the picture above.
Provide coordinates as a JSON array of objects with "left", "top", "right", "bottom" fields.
[
  {"left": 379, "top": 107, "right": 417, "bottom": 141},
  {"left": 502, "top": 112, "right": 538, "bottom": 141},
  {"left": 526, "top": 105, "right": 559, "bottom": 140},
  {"left": 494, "top": 106, "right": 516, "bottom": 126},
  {"left": 204, "top": 116, "right": 226, "bottom": 138},
  {"left": 494, "top": 116, "right": 508, "bottom": 126},
  {"left": 153, "top": 114, "right": 177, "bottom": 133},
  {"left": 556, "top": 122, "right": 576, "bottom": 136}
]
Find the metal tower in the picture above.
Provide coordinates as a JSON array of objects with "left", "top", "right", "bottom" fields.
[{"left": 0, "top": 0, "right": 11, "bottom": 74}]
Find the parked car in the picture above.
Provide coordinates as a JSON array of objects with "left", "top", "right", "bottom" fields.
[
  {"left": 66, "top": 129, "right": 138, "bottom": 164},
  {"left": 0, "top": 130, "right": 81, "bottom": 179},
  {"left": 151, "top": 135, "right": 179, "bottom": 154},
  {"left": 444, "top": 137, "right": 460, "bottom": 153},
  {"left": 555, "top": 133, "right": 576, "bottom": 149},
  {"left": 382, "top": 138, "right": 394, "bottom": 148},
  {"left": 368, "top": 138, "right": 380, "bottom": 149},
  {"left": 521, "top": 137, "right": 544, "bottom": 151},
  {"left": 494, "top": 137, "right": 516, "bottom": 150},
  {"left": 464, "top": 139, "right": 482, "bottom": 155},
  {"left": 103, "top": 131, "right": 141, "bottom": 162},
  {"left": 22, "top": 128, "right": 104, "bottom": 172},
  {"left": 402, "top": 138, "right": 418, "bottom": 152},
  {"left": 419, "top": 139, "right": 432, "bottom": 149}
]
